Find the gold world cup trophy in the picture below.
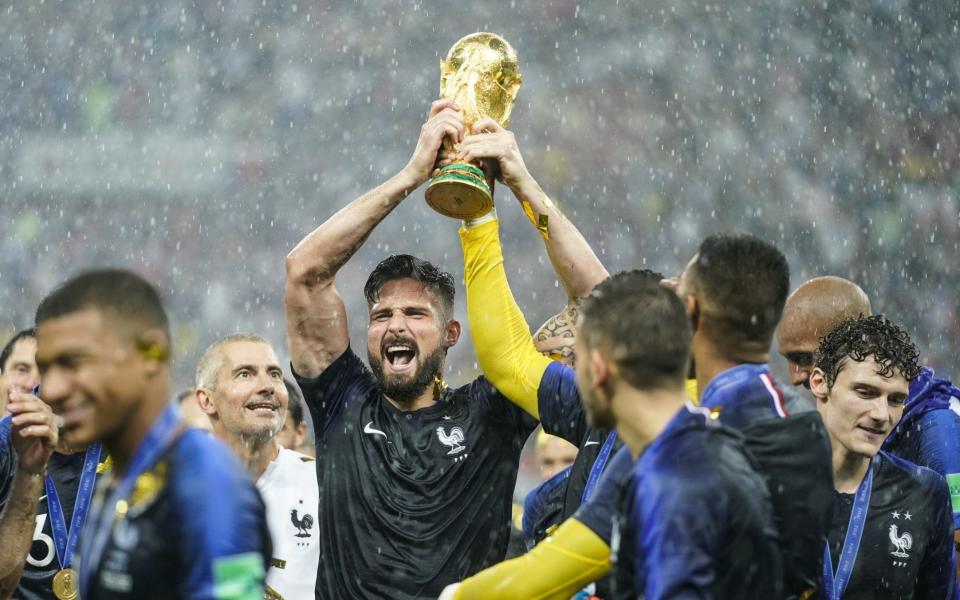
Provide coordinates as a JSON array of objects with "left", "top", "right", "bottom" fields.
[{"left": 424, "top": 33, "right": 522, "bottom": 219}]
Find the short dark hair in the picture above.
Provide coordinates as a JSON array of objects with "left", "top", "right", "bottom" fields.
[
  {"left": 284, "top": 377, "right": 305, "bottom": 427},
  {"left": 0, "top": 328, "right": 36, "bottom": 373},
  {"left": 35, "top": 269, "right": 171, "bottom": 347},
  {"left": 689, "top": 233, "right": 789, "bottom": 351},
  {"left": 814, "top": 315, "right": 921, "bottom": 387},
  {"left": 363, "top": 255, "right": 456, "bottom": 320},
  {"left": 581, "top": 271, "right": 692, "bottom": 390}
]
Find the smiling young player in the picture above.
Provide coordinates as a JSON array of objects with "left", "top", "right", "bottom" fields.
[
  {"left": 34, "top": 269, "right": 271, "bottom": 600},
  {"left": 810, "top": 315, "right": 956, "bottom": 599}
]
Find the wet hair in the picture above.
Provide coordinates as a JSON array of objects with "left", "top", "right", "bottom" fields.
[
  {"left": 581, "top": 271, "right": 692, "bottom": 390},
  {"left": 0, "top": 328, "right": 36, "bottom": 373},
  {"left": 195, "top": 333, "right": 271, "bottom": 390},
  {"left": 616, "top": 268, "right": 664, "bottom": 284},
  {"left": 363, "top": 255, "right": 456, "bottom": 321},
  {"left": 35, "top": 269, "right": 170, "bottom": 349},
  {"left": 688, "top": 233, "right": 789, "bottom": 352},
  {"left": 284, "top": 377, "right": 305, "bottom": 427},
  {"left": 814, "top": 315, "right": 921, "bottom": 387}
]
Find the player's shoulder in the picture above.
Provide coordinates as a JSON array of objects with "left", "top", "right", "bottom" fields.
[
  {"left": 294, "top": 345, "right": 375, "bottom": 391},
  {"left": 879, "top": 450, "right": 949, "bottom": 497},
  {"left": 167, "top": 429, "right": 258, "bottom": 500},
  {"left": 916, "top": 404, "right": 960, "bottom": 429},
  {"left": 276, "top": 447, "right": 316, "bottom": 472},
  {"left": 0, "top": 414, "right": 10, "bottom": 447}
]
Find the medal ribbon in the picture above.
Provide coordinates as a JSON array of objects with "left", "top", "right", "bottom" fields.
[
  {"left": 44, "top": 442, "right": 102, "bottom": 570},
  {"left": 79, "top": 405, "right": 182, "bottom": 599},
  {"left": 581, "top": 430, "right": 618, "bottom": 503},
  {"left": 822, "top": 465, "right": 874, "bottom": 600}
]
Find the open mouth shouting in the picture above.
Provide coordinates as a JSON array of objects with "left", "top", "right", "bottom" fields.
[{"left": 382, "top": 339, "right": 418, "bottom": 375}]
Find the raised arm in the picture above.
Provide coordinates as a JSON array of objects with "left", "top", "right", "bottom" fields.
[
  {"left": 285, "top": 100, "right": 465, "bottom": 377},
  {"left": 0, "top": 394, "right": 57, "bottom": 584},
  {"left": 458, "top": 119, "right": 608, "bottom": 365}
]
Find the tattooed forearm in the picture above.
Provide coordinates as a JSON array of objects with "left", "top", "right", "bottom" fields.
[{"left": 534, "top": 299, "right": 583, "bottom": 366}]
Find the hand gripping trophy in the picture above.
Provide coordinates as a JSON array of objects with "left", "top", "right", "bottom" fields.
[{"left": 425, "top": 33, "right": 522, "bottom": 219}]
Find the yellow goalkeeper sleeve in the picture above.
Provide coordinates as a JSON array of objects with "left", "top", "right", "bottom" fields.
[
  {"left": 453, "top": 517, "right": 611, "bottom": 600},
  {"left": 460, "top": 219, "right": 553, "bottom": 420}
]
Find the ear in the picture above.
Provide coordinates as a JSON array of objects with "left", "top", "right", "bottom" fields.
[
  {"left": 684, "top": 294, "right": 700, "bottom": 330},
  {"left": 443, "top": 319, "right": 462, "bottom": 349},
  {"left": 135, "top": 328, "right": 169, "bottom": 377},
  {"left": 195, "top": 388, "right": 218, "bottom": 417},
  {"left": 809, "top": 367, "right": 830, "bottom": 403},
  {"left": 589, "top": 347, "right": 610, "bottom": 390}
]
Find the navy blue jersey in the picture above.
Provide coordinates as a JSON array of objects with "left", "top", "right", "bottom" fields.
[
  {"left": 538, "top": 361, "right": 623, "bottom": 521},
  {"left": 825, "top": 451, "right": 956, "bottom": 599},
  {"left": 294, "top": 346, "right": 537, "bottom": 599},
  {"left": 576, "top": 362, "right": 806, "bottom": 544},
  {"left": 521, "top": 466, "right": 571, "bottom": 548},
  {"left": 882, "top": 367, "right": 960, "bottom": 528},
  {"left": 0, "top": 416, "right": 107, "bottom": 600},
  {"left": 610, "top": 405, "right": 782, "bottom": 599},
  {"left": 80, "top": 427, "right": 271, "bottom": 600},
  {"left": 699, "top": 363, "right": 813, "bottom": 428}
]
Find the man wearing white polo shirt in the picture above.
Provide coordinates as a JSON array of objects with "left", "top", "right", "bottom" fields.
[{"left": 195, "top": 334, "right": 319, "bottom": 600}]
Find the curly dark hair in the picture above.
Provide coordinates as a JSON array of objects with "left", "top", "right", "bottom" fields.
[{"left": 813, "top": 315, "right": 921, "bottom": 387}]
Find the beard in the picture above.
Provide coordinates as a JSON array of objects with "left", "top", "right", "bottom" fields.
[
  {"left": 585, "top": 397, "right": 617, "bottom": 430},
  {"left": 369, "top": 343, "right": 446, "bottom": 405}
]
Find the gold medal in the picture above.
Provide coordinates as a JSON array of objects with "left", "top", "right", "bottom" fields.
[{"left": 52, "top": 567, "right": 79, "bottom": 600}]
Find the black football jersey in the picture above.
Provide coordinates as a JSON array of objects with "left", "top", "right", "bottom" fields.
[
  {"left": 825, "top": 451, "right": 956, "bottom": 599},
  {"left": 294, "top": 346, "right": 537, "bottom": 599}
]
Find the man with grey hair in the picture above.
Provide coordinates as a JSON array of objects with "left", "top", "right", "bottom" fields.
[{"left": 195, "top": 334, "right": 319, "bottom": 600}]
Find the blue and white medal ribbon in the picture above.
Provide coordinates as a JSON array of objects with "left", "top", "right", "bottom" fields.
[
  {"left": 45, "top": 442, "right": 102, "bottom": 571},
  {"left": 78, "top": 405, "right": 182, "bottom": 599},
  {"left": 581, "top": 430, "right": 618, "bottom": 503},
  {"left": 822, "top": 466, "right": 874, "bottom": 600}
]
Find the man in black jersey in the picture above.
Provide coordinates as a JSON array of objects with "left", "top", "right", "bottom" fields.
[
  {"left": 811, "top": 315, "right": 956, "bottom": 599},
  {"left": 285, "top": 100, "right": 538, "bottom": 598}
]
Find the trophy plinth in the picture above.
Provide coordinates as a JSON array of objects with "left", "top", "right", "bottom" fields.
[
  {"left": 425, "top": 163, "right": 492, "bottom": 219},
  {"left": 426, "top": 33, "right": 521, "bottom": 219}
]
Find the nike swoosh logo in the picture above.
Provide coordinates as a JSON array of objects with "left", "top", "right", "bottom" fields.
[
  {"left": 363, "top": 421, "right": 387, "bottom": 439},
  {"left": 584, "top": 441, "right": 600, "bottom": 447},
  {"left": 38, "top": 495, "right": 47, "bottom": 502}
]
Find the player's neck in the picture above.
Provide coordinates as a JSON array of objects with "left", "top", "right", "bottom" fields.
[
  {"left": 383, "top": 377, "right": 445, "bottom": 412},
  {"left": 54, "top": 440, "right": 88, "bottom": 455},
  {"left": 218, "top": 426, "right": 280, "bottom": 480},
  {"left": 694, "top": 336, "right": 768, "bottom": 401},
  {"left": 832, "top": 445, "right": 872, "bottom": 494},
  {"left": 247, "top": 438, "right": 280, "bottom": 480},
  {"left": 105, "top": 395, "right": 168, "bottom": 476},
  {"left": 615, "top": 386, "right": 686, "bottom": 460}
]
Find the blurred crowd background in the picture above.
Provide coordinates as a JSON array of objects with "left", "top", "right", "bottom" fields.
[{"left": 2, "top": 0, "right": 959, "bottom": 492}]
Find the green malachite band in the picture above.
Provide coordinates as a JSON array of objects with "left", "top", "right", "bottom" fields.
[{"left": 431, "top": 171, "right": 491, "bottom": 195}]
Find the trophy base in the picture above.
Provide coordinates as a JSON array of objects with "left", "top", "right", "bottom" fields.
[{"left": 425, "top": 163, "right": 493, "bottom": 220}]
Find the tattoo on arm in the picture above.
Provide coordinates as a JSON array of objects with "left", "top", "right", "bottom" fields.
[{"left": 535, "top": 299, "right": 582, "bottom": 366}]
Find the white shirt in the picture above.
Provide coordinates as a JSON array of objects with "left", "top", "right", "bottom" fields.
[{"left": 256, "top": 446, "right": 320, "bottom": 599}]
